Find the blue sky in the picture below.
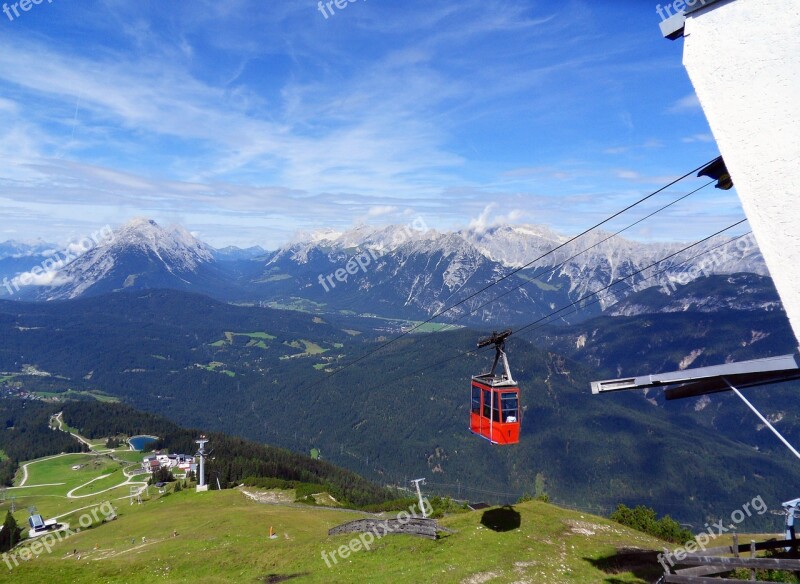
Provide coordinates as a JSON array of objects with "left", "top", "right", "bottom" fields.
[{"left": 0, "top": 0, "right": 745, "bottom": 248}]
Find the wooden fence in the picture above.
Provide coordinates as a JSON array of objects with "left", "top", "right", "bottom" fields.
[
  {"left": 328, "top": 517, "right": 439, "bottom": 540},
  {"left": 661, "top": 535, "right": 800, "bottom": 583}
]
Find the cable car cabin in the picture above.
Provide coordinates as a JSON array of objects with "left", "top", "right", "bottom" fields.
[
  {"left": 469, "top": 330, "right": 520, "bottom": 445},
  {"left": 470, "top": 376, "right": 520, "bottom": 445}
]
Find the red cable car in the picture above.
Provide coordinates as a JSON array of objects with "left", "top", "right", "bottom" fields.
[{"left": 470, "top": 329, "right": 520, "bottom": 445}]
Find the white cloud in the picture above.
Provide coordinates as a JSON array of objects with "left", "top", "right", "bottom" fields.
[
  {"left": 367, "top": 206, "right": 401, "bottom": 217},
  {"left": 603, "top": 140, "right": 664, "bottom": 155},
  {"left": 13, "top": 269, "right": 72, "bottom": 288},
  {"left": 616, "top": 170, "right": 640, "bottom": 180},
  {"left": 468, "top": 204, "right": 497, "bottom": 234},
  {"left": 0, "top": 97, "right": 18, "bottom": 113},
  {"left": 682, "top": 133, "right": 715, "bottom": 143},
  {"left": 0, "top": 1, "right": 734, "bottom": 247},
  {"left": 467, "top": 204, "right": 526, "bottom": 233},
  {"left": 668, "top": 94, "right": 702, "bottom": 113}
]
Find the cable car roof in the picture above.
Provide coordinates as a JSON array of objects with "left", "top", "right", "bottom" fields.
[{"left": 472, "top": 373, "right": 518, "bottom": 388}]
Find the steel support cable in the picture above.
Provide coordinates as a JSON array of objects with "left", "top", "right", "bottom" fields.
[
  {"left": 318, "top": 159, "right": 721, "bottom": 382},
  {"left": 357, "top": 220, "right": 749, "bottom": 388},
  {"left": 427, "top": 180, "right": 715, "bottom": 331}
]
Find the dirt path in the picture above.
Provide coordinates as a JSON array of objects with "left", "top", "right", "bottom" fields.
[
  {"left": 66, "top": 473, "right": 148, "bottom": 500},
  {"left": 49, "top": 411, "right": 150, "bottom": 500},
  {"left": 52, "top": 412, "right": 94, "bottom": 448},
  {"left": 239, "top": 488, "right": 373, "bottom": 516},
  {"left": 89, "top": 537, "right": 167, "bottom": 560},
  {"left": 8, "top": 482, "right": 66, "bottom": 490},
  {"left": 51, "top": 502, "right": 112, "bottom": 521},
  {"left": 17, "top": 452, "right": 76, "bottom": 487}
]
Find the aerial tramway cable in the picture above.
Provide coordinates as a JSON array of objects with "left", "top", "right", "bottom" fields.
[
  {"left": 355, "top": 220, "right": 751, "bottom": 389},
  {"left": 318, "top": 158, "right": 721, "bottom": 382}
]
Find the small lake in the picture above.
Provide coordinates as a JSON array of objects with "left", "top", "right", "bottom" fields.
[{"left": 129, "top": 435, "right": 159, "bottom": 451}]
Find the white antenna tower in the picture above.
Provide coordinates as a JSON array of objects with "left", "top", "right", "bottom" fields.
[
  {"left": 195, "top": 435, "right": 210, "bottom": 492},
  {"left": 410, "top": 478, "right": 428, "bottom": 518}
]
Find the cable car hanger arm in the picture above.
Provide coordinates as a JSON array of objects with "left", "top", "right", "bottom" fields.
[{"left": 477, "top": 329, "right": 515, "bottom": 383}]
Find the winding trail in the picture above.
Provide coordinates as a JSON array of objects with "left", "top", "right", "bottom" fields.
[
  {"left": 66, "top": 474, "right": 148, "bottom": 500},
  {"left": 46, "top": 411, "right": 150, "bottom": 500},
  {"left": 16, "top": 452, "right": 77, "bottom": 487},
  {"left": 8, "top": 483, "right": 66, "bottom": 490},
  {"left": 53, "top": 412, "right": 94, "bottom": 448}
]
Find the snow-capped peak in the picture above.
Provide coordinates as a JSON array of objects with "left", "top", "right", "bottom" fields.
[
  {"left": 276, "top": 221, "right": 436, "bottom": 264},
  {"left": 112, "top": 218, "right": 214, "bottom": 265},
  {"left": 32, "top": 218, "right": 217, "bottom": 300}
]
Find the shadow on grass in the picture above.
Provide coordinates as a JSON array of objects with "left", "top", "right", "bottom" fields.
[
  {"left": 262, "top": 573, "right": 310, "bottom": 583},
  {"left": 585, "top": 548, "right": 663, "bottom": 583},
  {"left": 480, "top": 506, "right": 521, "bottom": 532}
]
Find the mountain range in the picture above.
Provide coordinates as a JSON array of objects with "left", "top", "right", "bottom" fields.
[
  {"left": 0, "top": 217, "right": 797, "bottom": 524},
  {"left": 0, "top": 218, "right": 771, "bottom": 327}
]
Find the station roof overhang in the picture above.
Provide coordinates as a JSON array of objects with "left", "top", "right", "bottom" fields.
[
  {"left": 659, "top": 0, "right": 734, "bottom": 40},
  {"left": 590, "top": 352, "right": 800, "bottom": 400}
]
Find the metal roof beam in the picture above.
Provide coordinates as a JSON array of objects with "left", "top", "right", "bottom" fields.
[{"left": 590, "top": 353, "right": 800, "bottom": 396}]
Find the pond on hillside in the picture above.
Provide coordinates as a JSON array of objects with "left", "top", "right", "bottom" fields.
[{"left": 128, "top": 435, "right": 159, "bottom": 451}]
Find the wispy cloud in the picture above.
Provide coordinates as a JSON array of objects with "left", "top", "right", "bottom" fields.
[
  {"left": 667, "top": 93, "right": 702, "bottom": 113},
  {"left": 467, "top": 203, "right": 526, "bottom": 234},
  {"left": 0, "top": 0, "right": 735, "bottom": 247},
  {"left": 615, "top": 169, "right": 680, "bottom": 184},
  {"left": 603, "top": 139, "right": 664, "bottom": 155},
  {"left": 682, "top": 133, "right": 715, "bottom": 143}
]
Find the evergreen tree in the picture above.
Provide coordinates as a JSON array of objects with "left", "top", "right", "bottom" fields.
[
  {"left": 0, "top": 511, "right": 21, "bottom": 553},
  {"left": 148, "top": 467, "right": 175, "bottom": 485}
]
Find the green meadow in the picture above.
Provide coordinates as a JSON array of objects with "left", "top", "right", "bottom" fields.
[
  {"left": 3, "top": 487, "right": 667, "bottom": 583},
  {"left": 1, "top": 427, "right": 667, "bottom": 583}
]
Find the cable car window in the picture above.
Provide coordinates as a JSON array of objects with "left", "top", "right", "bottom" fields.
[
  {"left": 501, "top": 392, "right": 518, "bottom": 423},
  {"left": 471, "top": 385, "right": 481, "bottom": 414},
  {"left": 483, "top": 390, "right": 500, "bottom": 422}
]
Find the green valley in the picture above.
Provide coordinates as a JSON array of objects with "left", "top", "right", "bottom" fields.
[{"left": 1, "top": 289, "right": 799, "bottom": 530}]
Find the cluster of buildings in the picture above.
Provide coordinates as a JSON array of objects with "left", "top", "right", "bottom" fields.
[{"left": 141, "top": 453, "right": 196, "bottom": 475}]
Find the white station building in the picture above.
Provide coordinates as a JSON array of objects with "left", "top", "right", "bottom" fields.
[{"left": 670, "top": 0, "right": 800, "bottom": 347}]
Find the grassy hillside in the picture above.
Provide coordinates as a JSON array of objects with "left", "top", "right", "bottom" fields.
[
  {"left": 2, "top": 482, "right": 667, "bottom": 583},
  {"left": 1, "top": 416, "right": 671, "bottom": 583}
]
